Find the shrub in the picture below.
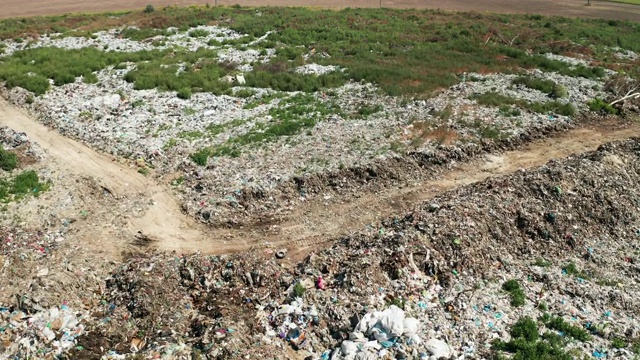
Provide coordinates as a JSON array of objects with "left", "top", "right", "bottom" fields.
[
  {"left": 292, "top": 282, "right": 306, "bottom": 297},
  {"left": 190, "top": 149, "right": 210, "bottom": 166},
  {"left": 144, "top": 4, "right": 155, "bottom": 13},
  {"left": 502, "top": 279, "right": 525, "bottom": 307},
  {"left": 177, "top": 88, "right": 192, "bottom": 99},
  {"left": 588, "top": 98, "right": 618, "bottom": 115},
  {"left": 0, "top": 147, "right": 18, "bottom": 171}
]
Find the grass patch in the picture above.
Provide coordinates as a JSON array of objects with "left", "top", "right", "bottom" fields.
[
  {"left": 243, "top": 92, "right": 285, "bottom": 109},
  {"left": 0, "top": 47, "right": 162, "bottom": 95},
  {"left": 473, "top": 92, "right": 575, "bottom": 116},
  {"left": 513, "top": 76, "right": 569, "bottom": 98},
  {"left": 533, "top": 258, "right": 551, "bottom": 267},
  {"left": 491, "top": 317, "right": 575, "bottom": 360},
  {"left": 588, "top": 98, "right": 619, "bottom": 114},
  {"left": 0, "top": 170, "right": 50, "bottom": 202},
  {"left": 0, "top": 8, "right": 635, "bottom": 99},
  {"left": 502, "top": 279, "right": 525, "bottom": 307},
  {"left": 356, "top": 104, "right": 384, "bottom": 118},
  {"left": 539, "top": 314, "right": 591, "bottom": 342},
  {"left": 562, "top": 262, "right": 591, "bottom": 279},
  {"left": 0, "top": 146, "right": 18, "bottom": 172},
  {"left": 193, "top": 93, "right": 341, "bottom": 162}
]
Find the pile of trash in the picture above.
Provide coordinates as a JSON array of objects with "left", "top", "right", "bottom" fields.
[{"left": 0, "top": 304, "right": 85, "bottom": 357}]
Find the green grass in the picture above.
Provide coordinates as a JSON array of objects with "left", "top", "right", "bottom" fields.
[
  {"left": 0, "top": 7, "right": 637, "bottom": 98},
  {"left": 472, "top": 92, "right": 575, "bottom": 116},
  {"left": 192, "top": 93, "right": 342, "bottom": 163},
  {"left": 502, "top": 279, "right": 526, "bottom": 307},
  {"left": 492, "top": 317, "right": 576, "bottom": 360},
  {"left": 539, "top": 313, "right": 591, "bottom": 341},
  {"left": 0, "top": 170, "right": 50, "bottom": 202},
  {"left": 0, "top": 146, "right": 18, "bottom": 172},
  {"left": 0, "top": 47, "right": 162, "bottom": 95}
]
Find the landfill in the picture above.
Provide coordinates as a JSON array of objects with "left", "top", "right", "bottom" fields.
[
  {"left": 0, "top": 20, "right": 639, "bottom": 360},
  {"left": 0, "top": 136, "right": 638, "bottom": 358}
]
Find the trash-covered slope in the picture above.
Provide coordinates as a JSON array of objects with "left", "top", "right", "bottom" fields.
[{"left": 3, "top": 137, "right": 637, "bottom": 359}]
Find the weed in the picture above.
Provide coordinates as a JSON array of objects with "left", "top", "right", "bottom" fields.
[
  {"left": 539, "top": 314, "right": 591, "bottom": 341},
  {"left": 492, "top": 317, "right": 574, "bottom": 359},
  {"left": 188, "top": 29, "right": 209, "bottom": 38},
  {"left": 513, "top": 76, "right": 557, "bottom": 95},
  {"left": 537, "top": 302, "right": 548, "bottom": 311},
  {"left": 183, "top": 107, "right": 196, "bottom": 115},
  {"left": 588, "top": 98, "right": 618, "bottom": 115},
  {"left": 177, "top": 88, "right": 192, "bottom": 99},
  {"left": 502, "top": 279, "right": 525, "bottom": 307},
  {"left": 612, "top": 338, "right": 628, "bottom": 349},
  {"left": 9, "top": 170, "right": 50, "bottom": 199},
  {"left": 177, "top": 130, "right": 203, "bottom": 140},
  {"left": 243, "top": 92, "right": 285, "bottom": 109},
  {"left": 533, "top": 258, "right": 551, "bottom": 267},
  {"left": 292, "top": 282, "right": 306, "bottom": 298},
  {"left": 562, "top": 262, "right": 590, "bottom": 279},
  {"left": 170, "top": 176, "right": 184, "bottom": 186},
  {"left": 356, "top": 104, "right": 384, "bottom": 118},
  {"left": 234, "top": 89, "right": 256, "bottom": 98},
  {"left": 472, "top": 92, "right": 575, "bottom": 116},
  {"left": 163, "top": 138, "right": 177, "bottom": 150},
  {"left": 137, "top": 167, "right": 149, "bottom": 175},
  {"left": 190, "top": 149, "right": 210, "bottom": 166},
  {"left": 0, "top": 147, "right": 18, "bottom": 171}
]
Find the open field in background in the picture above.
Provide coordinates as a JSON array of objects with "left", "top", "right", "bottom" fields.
[{"left": 0, "top": 0, "right": 640, "bottom": 21}]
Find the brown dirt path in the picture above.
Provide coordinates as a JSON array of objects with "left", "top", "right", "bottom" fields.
[
  {"left": 0, "top": 0, "right": 639, "bottom": 21},
  {"left": 1, "top": 98, "right": 638, "bottom": 259}
]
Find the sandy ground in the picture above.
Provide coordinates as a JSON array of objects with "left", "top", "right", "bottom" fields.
[
  {"left": 1, "top": 98, "right": 638, "bottom": 260},
  {"left": 0, "top": 0, "right": 639, "bottom": 21}
]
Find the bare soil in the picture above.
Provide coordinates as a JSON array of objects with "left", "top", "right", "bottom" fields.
[
  {"left": 1, "top": 97, "right": 638, "bottom": 261},
  {"left": 1, "top": 0, "right": 639, "bottom": 21}
]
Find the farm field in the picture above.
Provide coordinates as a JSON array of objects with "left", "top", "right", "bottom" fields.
[{"left": 0, "top": 4, "right": 639, "bottom": 359}]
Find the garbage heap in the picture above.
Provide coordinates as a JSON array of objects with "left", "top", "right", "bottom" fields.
[{"left": 2, "top": 138, "right": 640, "bottom": 359}]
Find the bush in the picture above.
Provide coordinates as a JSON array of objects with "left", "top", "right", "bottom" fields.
[
  {"left": 292, "top": 282, "right": 306, "bottom": 297},
  {"left": 588, "top": 98, "right": 618, "bottom": 115},
  {"left": 144, "top": 4, "right": 155, "bottom": 13},
  {"left": 0, "top": 147, "right": 18, "bottom": 171},
  {"left": 190, "top": 149, "right": 210, "bottom": 166},
  {"left": 502, "top": 279, "right": 525, "bottom": 307},
  {"left": 176, "top": 88, "right": 192, "bottom": 99}
]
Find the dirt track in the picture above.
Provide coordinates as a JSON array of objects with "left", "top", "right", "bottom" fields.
[
  {"left": 1, "top": 0, "right": 639, "bottom": 21},
  {"left": 1, "top": 98, "right": 638, "bottom": 259}
]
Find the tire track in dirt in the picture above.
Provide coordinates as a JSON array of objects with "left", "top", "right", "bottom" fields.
[{"left": 1, "top": 98, "right": 638, "bottom": 259}]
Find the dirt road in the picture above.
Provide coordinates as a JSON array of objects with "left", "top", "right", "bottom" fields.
[
  {"left": 1, "top": 0, "right": 639, "bottom": 21},
  {"left": 1, "top": 98, "right": 638, "bottom": 259},
  {"left": 0, "top": 98, "right": 209, "bottom": 256}
]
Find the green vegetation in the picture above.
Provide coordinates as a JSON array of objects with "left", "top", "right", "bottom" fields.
[
  {"left": 512, "top": 76, "right": 568, "bottom": 98},
  {"left": 611, "top": 338, "right": 628, "bottom": 349},
  {"left": 502, "top": 279, "right": 525, "bottom": 307},
  {"left": 539, "top": 313, "right": 591, "bottom": 341},
  {"left": 0, "top": 146, "right": 18, "bottom": 171},
  {"left": 243, "top": 92, "right": 285, "bottom": 109},
  {"left": 356, "top": 104, "right": 384, "bottom": 118},
  {"left": 188, "top": 29, "right": 210, "bottom": 38},
  {"left": 588, "top": 98, "right": 619, "bottom": 114},
  {"left": 144, "top": 4, "right": 155, "bottom": 13},
  {"left": 192, "top": 93, "right": 341, "bottom": 162},
  {"left": 1, "top": 7, "right": 636, "bottom": 98},
  {"left": 562, "top": 262, "right": 591, "bottom": 279},
  {"left": 473, "top": 92, "right": 575, "bottom": 116},
  {"left": 491, "top": 317, "right": 575, "bottom": 360},
  {"left": 0, "top": 47, "right": 162, "bottom": 95},
  {"left": 292, "top": 282, "right": 306, "bottom": 297},
  {"left": 533, "top": 258, "right": 551, "bottom": 267}
]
